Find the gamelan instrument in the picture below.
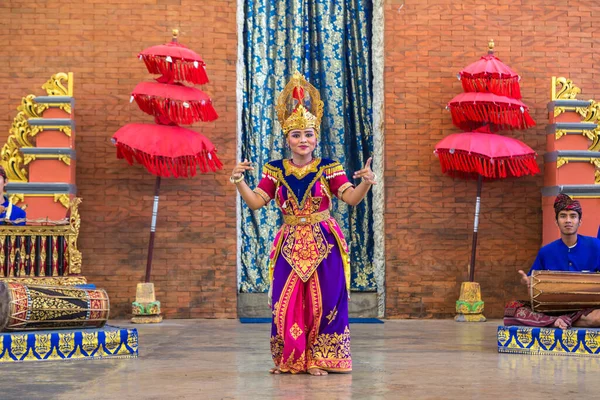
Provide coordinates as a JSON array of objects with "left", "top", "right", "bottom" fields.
[
  {"left": 530, "top": 270, "right": 600, "bottom": 313},
  {"left": 0, "top": 282, "right": 109, "bottom": 331}
]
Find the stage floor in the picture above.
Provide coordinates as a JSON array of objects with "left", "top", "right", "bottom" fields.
[{"left": 1, "top": 319, "right": 599, "bottom": 399}]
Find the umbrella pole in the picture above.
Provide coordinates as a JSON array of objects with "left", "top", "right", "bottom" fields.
[
  {"left": 468, "top": 174, "right": 483, "bottom": 282},
  {"left": 144, "top": 176, "right": 162, "bottom": 283}
]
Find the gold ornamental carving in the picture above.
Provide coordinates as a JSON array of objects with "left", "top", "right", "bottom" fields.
[
  {"left": 595, "top": 170, "right": 600, "bottom": 184},
  {"left": 554, "top": 127, "right": 600, "bottom": 152},
  {"left": 10, "top": 113, "right": 38, "bottom": 148},
  {"left": 35, "top": 125, "right": 72, "bottom": 137},
  {"left": 552, "top": 77, "right": 582, "bottom": 101},
  {"left": 42, "top": 72, "right": 73, "bottom": 97},
  {"left": 589, "top": 128, "right": 600, "bottom": 152},
  {"left": 1, "top": 112, "right": 40, "bottom": 182},
  {"left": 551, "top": 76, "right": 592, "bottom": 118},
  {"left": 7, "top": 194, "right": 70, "bottom": 210},
  {"left": 23, "top": 154, "right": 71, "bottom": 166},
  {"left": 556, "top": 157, "right": 568, "bottom": 168},
  {"left": 17, "top": 95, "right": 48, "bottom": 119},
  {"left": 0, "top": 277, "right": 87, "bottom": 285},
  {"left": 53, "top": 194, "right": 71, "bottom": 209},
  {"left": 1, "top": 142, "right": 27, "bottom": 183},
  {"left": 40, "top": 72, "right": 73, "bottom": 113},
  {"left": 553, "top": 104, "right": 592, "bottom": 119},
  {"left": 556, "top": 157, "right": 600, "bottom": 169},
  {"left": 555, "top": 129, "right": 566, "bottom": 140},
  {"left": 581, "top": 102, "right": 600, "bottom": 123},
  {"left": 67, "top": 197, "right": 82, "bottom": 274}
]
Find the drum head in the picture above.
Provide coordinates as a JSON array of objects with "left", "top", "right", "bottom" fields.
[{"left": 0, "top": 282, "right": 10, "bottom": 331}]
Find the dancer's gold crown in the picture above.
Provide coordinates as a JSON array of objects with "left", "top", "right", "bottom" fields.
[{"left": 276, "top": 71, "right": 324, "bottom": 135}]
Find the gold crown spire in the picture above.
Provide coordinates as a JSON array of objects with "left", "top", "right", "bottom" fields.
[
  {"left": 488, "top": 39, "right": 495, "bottom": 54},
  {"left": 276, "top": 71, "right": 324, "bottom": 135}
]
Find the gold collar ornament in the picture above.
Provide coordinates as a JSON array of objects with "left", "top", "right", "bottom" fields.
[{"left": 276, "top": 71, "right": 324, "bottom": 136}]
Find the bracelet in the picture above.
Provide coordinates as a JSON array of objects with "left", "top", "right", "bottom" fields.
[{"left": 229, "top": 175, "right": 244, "bottom": 184}]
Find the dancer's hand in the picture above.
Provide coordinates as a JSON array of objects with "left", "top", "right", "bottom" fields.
[
  {"left": 353, "top": 157, "right": 376, "bottom": 185},
  {"left": 231, "top": 159, "right": 254, "bottom": 180},
  {"left": 518, "top": 270, "right": 531, "bottom": 288}
]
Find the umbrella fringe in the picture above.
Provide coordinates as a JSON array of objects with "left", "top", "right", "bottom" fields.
[
  {"left": 114, "top": 143, "right": 223, "bottom": 178},
  {"left": 449, "top": 103, "right": 536, "bottom": 131},
  {"left": 134, "top": 95, "right": 219, "bottom": 125},
  {"left": 140, "top": 55, "right": 209, "bottom": 85},
  {"left": 437, "top": 151, "right": 539, "bottom": 179},
  {"left": 461, "top": 77, "right": 522, "bottom": 99}
]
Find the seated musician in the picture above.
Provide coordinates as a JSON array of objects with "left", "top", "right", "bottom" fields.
[
  {"left": 504, "top": 194, "right": 600, "bottom": 329},
  {"left": 0, "top": 166, "right": 26, "bottom": 226}
]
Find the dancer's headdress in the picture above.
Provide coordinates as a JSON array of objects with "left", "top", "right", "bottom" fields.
[{"left": 276, "top": 71, "right": 324, "bottom": 135}]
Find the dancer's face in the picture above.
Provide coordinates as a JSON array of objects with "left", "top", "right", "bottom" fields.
[{"left": 287, "top": 128, "right": 317, "bottom": 158}]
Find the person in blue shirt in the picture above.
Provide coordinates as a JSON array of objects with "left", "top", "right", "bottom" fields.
[
  {"left": 504, "top": 194, "right": 600, "bottom": 329},
  {"left": 520, "top": 194, "right": 600, "bottom": 277},
  {"left": 0, "top": 166, "right": 26, "bottom": 226}
]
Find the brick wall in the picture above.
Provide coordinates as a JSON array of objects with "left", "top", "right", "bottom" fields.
[
  {"left": 2, "top": 0, "right": 599, "bottom": 319},
  {"left": 384, "top": 0, "right": 600, "bottom": 318},
  {"left": 0, "top": 0, "right": 238, "bottom": 318}
]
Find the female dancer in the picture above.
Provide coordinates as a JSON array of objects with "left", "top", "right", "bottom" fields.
[{"left": 231, "top": 72, "right": 375, "bottom": 376}]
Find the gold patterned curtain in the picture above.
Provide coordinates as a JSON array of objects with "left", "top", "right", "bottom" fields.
[{"left": 238, "top": 0, "right": 375, "bottom": 293}]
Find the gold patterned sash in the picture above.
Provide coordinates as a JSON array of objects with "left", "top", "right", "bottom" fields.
[{"left": 282, "top": 210, "right": 330, "bottom": 226}]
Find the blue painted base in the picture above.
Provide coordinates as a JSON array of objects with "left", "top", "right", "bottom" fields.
[
  {"left": 498, "top": 325, "right": 600, "bottom": 357},
  {"left": 0, "top": 325, "right": 138, "bottom": 362}
]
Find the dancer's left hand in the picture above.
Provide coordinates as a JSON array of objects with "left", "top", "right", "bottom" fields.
[{"left": 353, "top": 157, "right": 376, "bottom": 185}]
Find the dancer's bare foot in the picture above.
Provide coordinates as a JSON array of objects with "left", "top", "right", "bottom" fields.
[
  {"left": 553, "top": 318, "right": 568, "bottom": 330},
  {"left": 269, "top": 367, "right": 282, "bottom": 375},
  {"left": 308, "top": 368, "right": 328, "bottom": 376}
]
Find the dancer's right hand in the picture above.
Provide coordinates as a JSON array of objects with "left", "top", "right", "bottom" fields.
[
  {"left": 231, "top": 159, "right": 254, "bottom": 180},
  {"left": 518, "top": 270, "right": 531, "bottom": 288}
]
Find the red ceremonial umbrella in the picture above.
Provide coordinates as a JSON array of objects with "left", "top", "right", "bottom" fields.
[
  {"left": 436, "top": 40, "right": 538, "bottom": 284},
  {"left": 139, "top": 41, "right": 208, "bottom": 85},
  {"left": 459, "top": 53, "right": 521, "bottom": 99},
  {"left": 132, "top": 82, "right": 218, "bottom": 125},
  {"left": 114, "top": 30, "right": 222, "bottom": 283},
  {"left": 113, "top": 123, "right": 222, "bottom": 178},
  {"left": 447, "top": 92, "right": 535, "bottom": 131}
]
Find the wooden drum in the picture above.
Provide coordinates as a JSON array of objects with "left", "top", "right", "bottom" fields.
[
  {"left": 0, "top": 282, "right": 109, "bottom": 331},
  {"left": 530, "top": 271, "right": 600, "bottom": 313}
]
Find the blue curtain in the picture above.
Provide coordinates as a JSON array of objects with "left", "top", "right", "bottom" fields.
[{"left": 239, "top": 0, "right": 374, "bottom": 292}]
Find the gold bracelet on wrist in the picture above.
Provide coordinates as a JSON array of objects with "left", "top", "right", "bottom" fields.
[{"left": 229, "top": 175, "right": 244, "bottom": 184}]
